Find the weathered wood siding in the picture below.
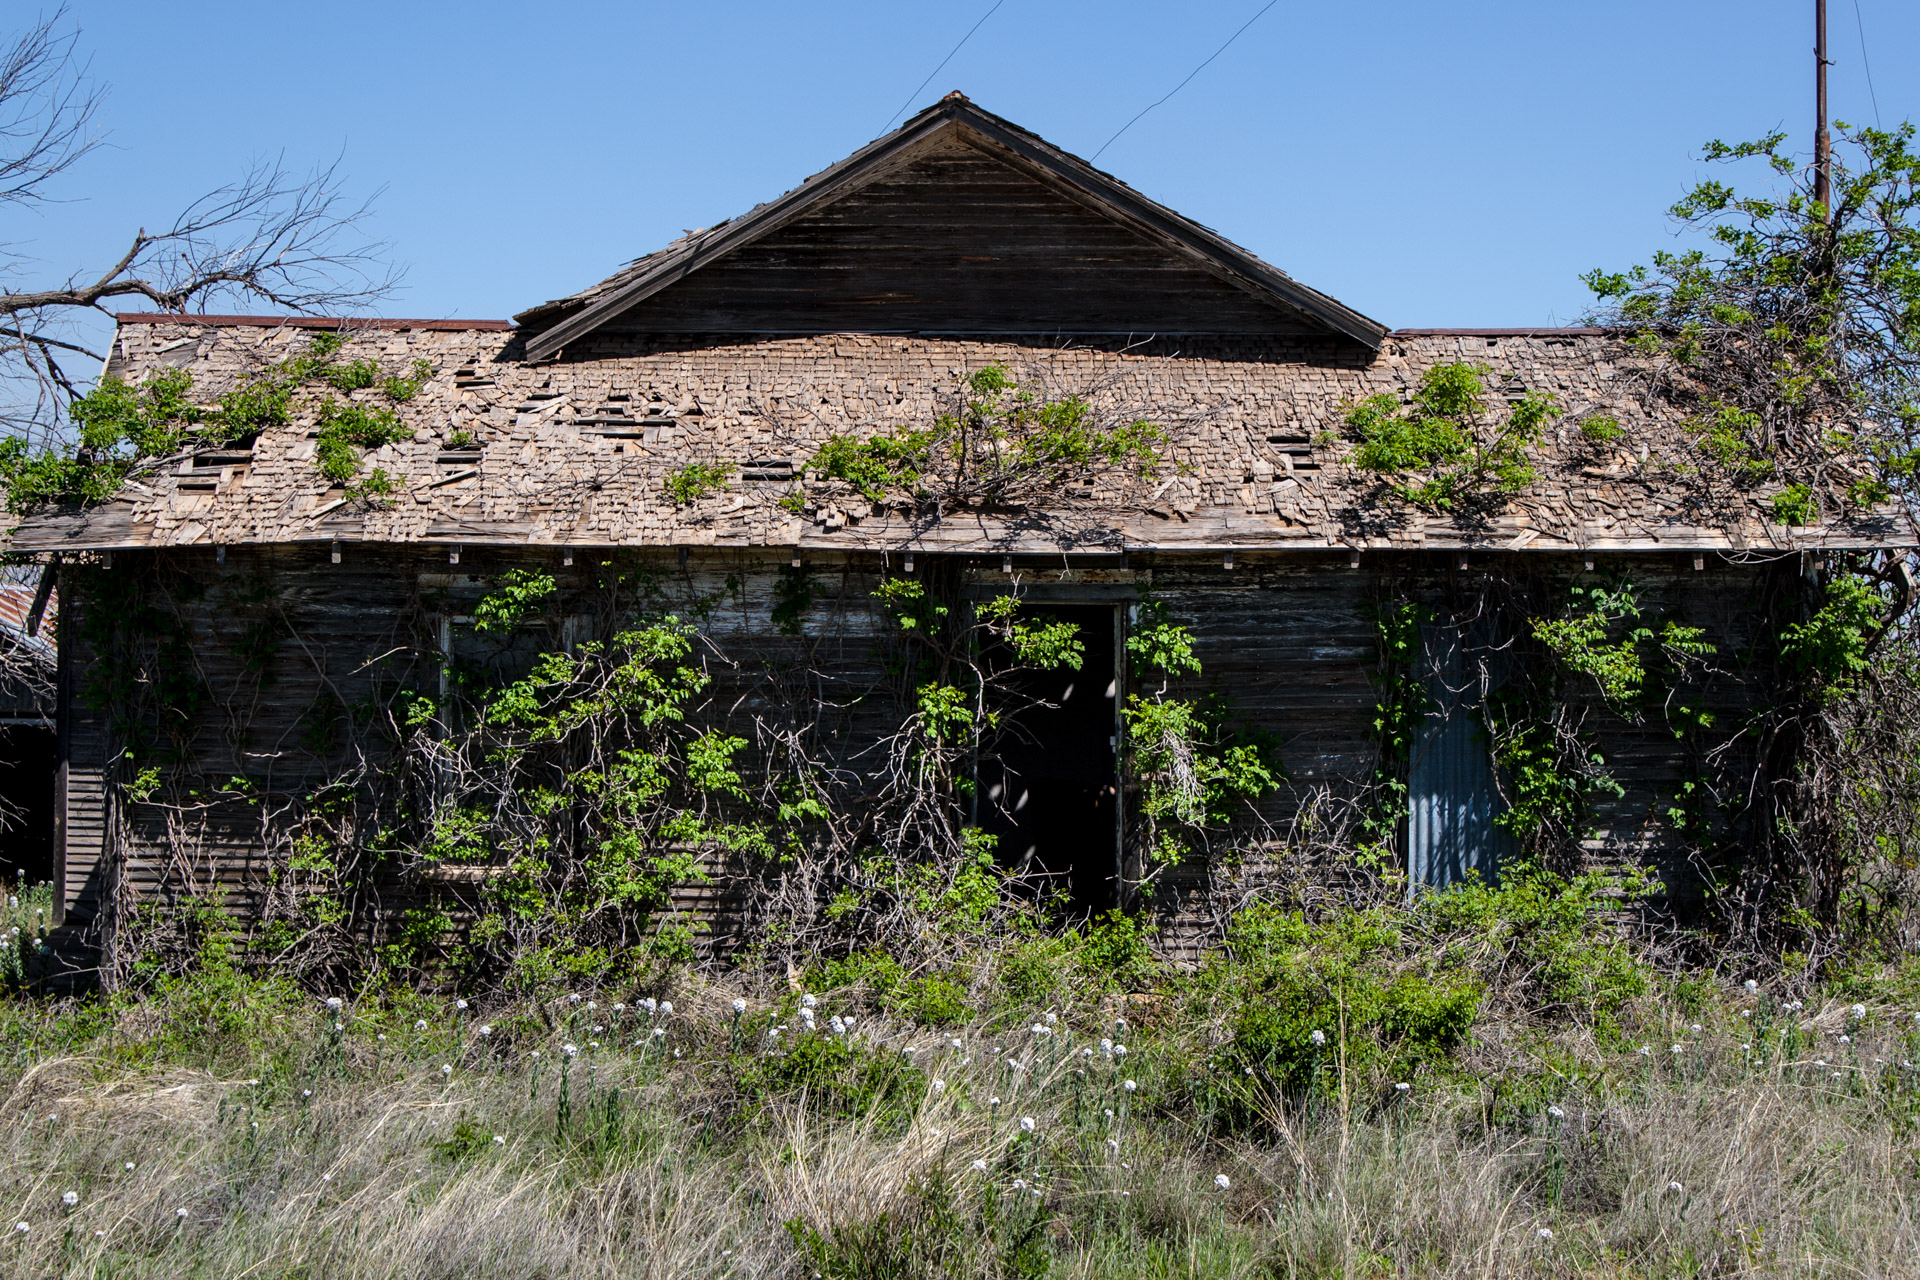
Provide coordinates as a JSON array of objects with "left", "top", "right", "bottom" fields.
[
  {"left": 58, "top": 545, "right": 1784, "bottom": 961},
  {"left": 598, "top": 139, "right": 1317, "bottom": 336}
]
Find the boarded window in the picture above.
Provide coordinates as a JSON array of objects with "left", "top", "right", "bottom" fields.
[{"left": 1406, "top": 622, "right": 1511, "bottom": 891}]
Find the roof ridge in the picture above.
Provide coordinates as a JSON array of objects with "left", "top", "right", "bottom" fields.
[{"left": 114, "top": 313, "right": 513, "bottom": 331}]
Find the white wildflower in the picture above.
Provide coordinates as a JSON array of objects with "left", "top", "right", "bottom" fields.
[
  {"left": 1113, "top": 1045, "right": 1127, "bottom": 1058},
  {"left": 563, "top": 1043, "right": 578, "bottom": 1058},
  {"left": 1537, "top": 1227, "right": 1553, "bottom": 1241},
  {"left": 1011, "top": 1179, "right": 1026, "bottom": 1190},
  {"left": 1123, "top": 1079, "right": 1137, "bottom": 1092},
  {"left": 801, "top": 994, "right": 817, "bottom": 1009},
  {"left": 568, "top": 994, "right": 581, "bottom": 1004},
  {"left": 1636, "top": 1045, "right": 1652, "bottom": 1057},
  {"left": 592, "top": 1024, "right": 604, "bottom": 1034},
  {"left": 731, "top": 998, "right": 746, "bottom": 1014},
  {"left": 124, "top": 1162, "right": 134, "bottom": 1172},
  {"left": 455, "top": 999, "right": 469, "bottom": 1012},
  {"left": 11, "top": 1223, "right": 23, "bottom": 1234},
  {"left": 1214, "top": 1173, "right": 1231, "bottom": 1190},
  {"left": 949, "top": 1038, "right": 963, "bottom": 1051},
  {"left": 611, "top": 1003, "right": 624, "bottom": 1014},
  {"left": 1688, "top": 1023, "right": 1702, "bottom": 1033},
  {"left": 1107, "top": 1137, "right": 1119, "bottom": 1150},
  {"left": 988, "top": 1096, "right": 1001, "bottom": 1107},
  {"left": 1839, "top": 1034, "right": 1852, "bottom": 1044},
  {"left": 440, "top": 1064, "right": 453, "bottom": 1077},
  {"left": 60, "top": 1192, "right": 76, "bottom": 1207},
  {"left": 586, "top": 1001, "right": 597, "bottom": 1012},
  {"left": 1667, "top": 1181, "right": 1683, "bottom": 1193},
  {"left": 1019, "top": 1116, "right": 1036, "bottom": 1133},
  {"left": 660, "top": 1001, "right": 673, "bottom": 1016},
  {"left": 652, "top": 1027, "right": 666, "bottom": 1039},
  {"left": 414, "top": 1020, "right": 428, "bottom": 1032},
  {"left": 176, "top": 1208, "right": 188, "bottom": 1219},
  {"left": 1044, "top": 1012, "right": 1058, "bottom": 1025},
  {"left": 1547, "top": 1105, "right": 1565, "bottom": 1119},
  {"left": 1671, "top": 1044, "right": 1683, "bottom": 1055},
  {"left": 971, "top": 1160, "right": 988, "bottom": 1173},
  {"left": 1115, "top": 1018, "right": 1128, "bottom": 1033},
  {"left": 1743, "top": 979, "right": 1758, "bottom": 992},
  {"left": 478, "top": 1025, "right": 492, "bottom": 1037},
  {"left": 493, "top": 1135, "right": 505, "bottom": 1146},
  {"left": 1851, "top": 1003, "right": 1868, "bottom": 1020},
  {"left": 1310, "top": 1030, "right": 1327, "bottom": 1046},
  {"left": 1833, "top": 1071, "right": 1845, "bottom": 1080},
  {"left": 1394, "top": 1081, "right": 1411, "bottom": 1092},
  {"left": 931, "top": 1079, "right": 945, "bottom": 1095},
  {"left": 325, "top": 997, "right": 343, "bottom": 1012}
]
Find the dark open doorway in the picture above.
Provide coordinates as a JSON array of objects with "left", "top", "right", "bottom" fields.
[
  {"left": 980, "top": 604, "right": 1120, "bottom": 919},
  {"left": 0, "top": 725, "right": 55, "bottom": 888}
]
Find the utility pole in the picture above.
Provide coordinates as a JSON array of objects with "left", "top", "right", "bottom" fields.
[{"left": 1815, "top": 0, "right": 1831, "bottom": 218}]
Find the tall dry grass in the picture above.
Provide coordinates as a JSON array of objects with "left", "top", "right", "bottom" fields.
[{"left": 0, "top": 985, "right": 1908, "bottom": 1278}]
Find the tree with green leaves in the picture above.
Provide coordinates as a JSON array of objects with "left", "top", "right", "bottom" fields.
[
  {"left": 1584, "top": 123, "right": 1920, "bottom": 524},
  {"left": 1586, "top": 123, "right": 1920, "bottom": 958}
]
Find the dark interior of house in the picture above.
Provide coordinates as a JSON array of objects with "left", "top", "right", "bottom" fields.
[
  {"left": 0, "top": 725, "right": 55, "bottom": 888},
  {"left": 979, "top": 604, "right": 1119, "bottom": 918}
]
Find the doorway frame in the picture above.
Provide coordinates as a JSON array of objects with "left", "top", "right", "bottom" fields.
[{"left": 964, "top": 580, "right": 1136, "bottom": 913}]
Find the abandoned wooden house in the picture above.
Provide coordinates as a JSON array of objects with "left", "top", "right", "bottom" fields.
[{"left": 8, "top": 95, "right": 1911, "bottom": 976}]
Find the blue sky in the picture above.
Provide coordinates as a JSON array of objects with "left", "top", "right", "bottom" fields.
[{"left": 23, "top": 0, "right": 1920, "bottom": 351}]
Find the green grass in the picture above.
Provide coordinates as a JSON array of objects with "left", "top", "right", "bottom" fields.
[{"left": 0, "top": 935, "right": 1909, "bottom": 1276}]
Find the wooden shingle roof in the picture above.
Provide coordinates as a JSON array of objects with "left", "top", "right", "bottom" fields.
[{"left": 7, "top": 319, "right": 1908, "bottom": 557}]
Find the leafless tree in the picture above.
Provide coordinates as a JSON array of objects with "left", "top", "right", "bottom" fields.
[{"left": 0, "top": 8, "right": 398, "bottom": 444}]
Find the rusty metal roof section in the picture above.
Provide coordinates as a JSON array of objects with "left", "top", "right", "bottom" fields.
[
  {"left": 8, "top": 318, "right": 1910, "bottom": 557},
  {"left": 512, "top": 96, "right": 1389, "bottom": 357}
]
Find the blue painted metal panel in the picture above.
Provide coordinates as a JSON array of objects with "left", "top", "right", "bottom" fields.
[{"left": 1407, "top": 623, "right": 1510, "bottom": 893}]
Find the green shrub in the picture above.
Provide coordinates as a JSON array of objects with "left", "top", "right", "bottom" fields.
[
  {"left": 663, "top": 461, "right": 733, "bottom": 504},
  {"left": 1076, "top": 910, "right": 1158, "bottom": 991},
  {"left": 810, "top": 948, "right": 905, "bottom": 999},
  {"left": 888, "top": 974, "right": 970, "bottom": 1026},
  {"left": 1215, "top": 903, "right": 1480, "bottom": 1092},
  {"left": 735, "top": 1030, "right": 924, "bottom": 1122}
]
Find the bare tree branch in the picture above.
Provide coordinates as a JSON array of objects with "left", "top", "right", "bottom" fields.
[{"left": 0, "top": 10, "right": 400, "bottom": 448}]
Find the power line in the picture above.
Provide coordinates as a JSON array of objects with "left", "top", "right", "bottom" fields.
[
  {"left": 883, "top": 0, "right": 1007, "bottom": 133},
  {"left": 1091, "top": 0, "right": 1281, "bottom": 163},
  {"left": 1851, "top": 0, "right": 1881, "bottom": 127}
]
